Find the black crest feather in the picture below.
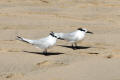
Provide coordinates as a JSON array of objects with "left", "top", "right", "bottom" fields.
[{"left": 78, "top": 28, "right": 85, "bottom": 32}]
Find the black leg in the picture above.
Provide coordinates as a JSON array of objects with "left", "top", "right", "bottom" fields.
[
  {"left": 43, "top": 51, "right": 45, "bottom": 55},
  {"left": 74, "top": 43, "right": 78, "bottom": 49},
  {"left": 72, "top": 43, "right": 74, "bottom": 48},
  {"left": 43, "top": 49, "right": 47, "bottom": 55},
  {"left": 72, "top": 43, "right": 76, "bottom": 50}
]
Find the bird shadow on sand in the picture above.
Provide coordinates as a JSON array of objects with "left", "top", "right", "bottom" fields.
[
  {"left": 23, "top": 51, "right": 64, "bottom": 56},
  {"left": 57, "top": 45, "right": 91, "bottom": 50}
]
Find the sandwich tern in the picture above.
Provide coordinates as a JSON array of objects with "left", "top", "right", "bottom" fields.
[
  {"left": 55, "top": 28, "right": 93, "bottom": 49},
  {"left": 17, "top": 32, "right": 59, "bottom": 55}
]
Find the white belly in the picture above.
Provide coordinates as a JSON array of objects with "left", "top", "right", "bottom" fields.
[{"left": 36, "top": 40, "right": 56, "bottom": 49}]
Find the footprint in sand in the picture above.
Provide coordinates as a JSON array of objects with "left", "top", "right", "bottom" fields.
[
  {"left": 40, "top": 0, "right": 49, "bottom": 3},
  {"left": 36, "top": 60, "right": 51, "bottom": 67},
  {"left": 0, "top": 73, "right": 24, "bottom": 79},
  {"left": 36, "top": 60, "right": 67, "bottom": 68},
  {"left": 106, "top": 54, "right": 120, "bottom": 59},
  {"left": 105, "top": 49, "right": 120, "bottom": 59},
  {"left": 106, "top": 55, "right": 113, "bottom": 59}
]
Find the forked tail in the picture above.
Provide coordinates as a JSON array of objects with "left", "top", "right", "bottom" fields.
[{"left": 16, "top": 36, "right": 33, "bottom": 44}]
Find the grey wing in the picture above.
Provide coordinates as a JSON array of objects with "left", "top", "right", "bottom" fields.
[
  {"left": 32, "top": 37, "right": 47, "bottom": 45},
  {"left": 63, "top": 32, "right": 76, "bottom": 41},
  {"left": 54, "top": 32, "right": 64, "bottom": 39}
]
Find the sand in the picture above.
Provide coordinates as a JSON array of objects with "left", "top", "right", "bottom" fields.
[{"left": 0, "top": 0, "right": 120, "bottom": 80}]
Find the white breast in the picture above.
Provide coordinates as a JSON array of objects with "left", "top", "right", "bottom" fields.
[
  {"left": 63, "top": 30, "right": 85, "bottom": 43},
  {"left": 33, "top": 35, "right": 57, "bottom": 49}
]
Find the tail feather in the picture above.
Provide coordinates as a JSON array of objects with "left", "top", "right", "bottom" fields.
[
  {"left": 54, "top": 32, "right": 65, "bottom": 40},
  {"left": 16, "top": 36, "right": 33, "bottom": 44}
]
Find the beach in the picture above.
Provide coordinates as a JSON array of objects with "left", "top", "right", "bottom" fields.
[{"left": 0, "top": 0, "right": 120, "bottom": 80}]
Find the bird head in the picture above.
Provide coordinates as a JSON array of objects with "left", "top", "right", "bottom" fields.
[
  {"left": 78, "top": 28, "right": 93, "bottom": 34},
  {"left": 49, "top": 31, "right": 60, "bottom": 39}
]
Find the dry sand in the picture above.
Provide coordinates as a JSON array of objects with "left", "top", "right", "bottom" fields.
[{"left": 0, "top": 0, "right": 120, "bottom": 80}]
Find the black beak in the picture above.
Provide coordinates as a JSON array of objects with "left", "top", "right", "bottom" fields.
[{"left": 87, "top": 31, "right": 93, "bottom": 34}]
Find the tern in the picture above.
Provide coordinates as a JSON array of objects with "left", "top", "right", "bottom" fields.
[
  {"left": 17, "top": 32, "right": 59, "bottom": 55},
  {"left": 55, "top": 28, "right": 93, "bottom": 49}
]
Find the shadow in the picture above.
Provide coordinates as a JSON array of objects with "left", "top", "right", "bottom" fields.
[
  {"left": 57, "top": 45, "right": 91, "bottom": 50},
  {"left": 23, "top": 51, "right": 64, "bottom": 56}
]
